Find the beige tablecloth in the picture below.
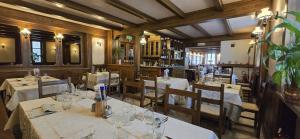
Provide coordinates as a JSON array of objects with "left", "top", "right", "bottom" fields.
[
  {"left": 7, "top": 91, "right": 218, "bottom": 139},
  {"left": 87, "top": 72, "right": 119, "bottom": 89},
  {"left": 0, "top": 76, "right": 69, "bottom": 111}
]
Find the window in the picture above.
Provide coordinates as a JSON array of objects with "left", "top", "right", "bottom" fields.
[
  {"left": 31, "top": 41, "right": 42, "bottom": 63},
  {"left": 206, "top": 53, "right": 216, "bottom": 64},
  {"left": 190, "top": 53, "right": 202, "bottom": 65}
]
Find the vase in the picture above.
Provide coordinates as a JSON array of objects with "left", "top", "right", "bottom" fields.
[{"left": 284, "top": 89, "right": 300, "bottom": 105}]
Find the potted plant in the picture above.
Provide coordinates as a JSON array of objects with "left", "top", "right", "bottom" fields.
[
  {"left": 112, "top": 47, "right": 123, "bottom": 64},
  {"left": 264, "top": 11, "right": 300, "bottom": 104}
]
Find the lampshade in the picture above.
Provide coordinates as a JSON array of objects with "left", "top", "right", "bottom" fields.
[
  {"left": 249, "top": 40, "right": 256, "bottom": 45},
  {"left": 257, "top": 7, "right": 273, "bottom": 20},
  {"left": 20, "top": 28, "right": 31, "bottom": 38},
  {"left": 54, "top": 33, "right": 64, "bottom": 41},
  {"left": 252, "top": 27, "right": 264, "bottom": 36},
  {"left": 140, "top": 35, "right": 146, "bottom": 45}
]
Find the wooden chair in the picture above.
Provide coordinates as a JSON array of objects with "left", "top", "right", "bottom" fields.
[
  {"left": 240, "top": 82, "right": 269, "bottom": 137},
  {"left": 76, "top": 72, "right": 88, "bottom": 90},
  {"left": 122, "top": 78, "right": 150, "bottom": 107},
  {"left": 164, "top": 85, "right": 201, "bottom": 125},
  {"left": 193, "top": 83, "right": 226, "bottom": 138},
  {"left": 213, "top": 74, "right": 232, "bottom": 84},
  {"left": 38, "top": 77, "right": 72, "bottom": 98},
  {"left": 141, "top": 76, "right": 164, "bottom": 111},
  {"left": 107, "top": 70, "right": 121, "bottom": 96}
]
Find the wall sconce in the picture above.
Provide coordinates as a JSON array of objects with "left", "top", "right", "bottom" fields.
[
  {"left": 54, "top": 33, "right": 64, "bottom": 42},
  {"left": 1, "top": 43, "right": 5, "bottom": 49},
  {"left": 20, "top": 28, "right": 31, "bottom": 39},
  {"left": 140, "top": 35, "right": 147, "bottom": 46},
  {"left": 252, "top": 27, "right": 264, "bottom": 37},
  {"left": 257, "top": 7, "right": 274, "bottom": 26}
]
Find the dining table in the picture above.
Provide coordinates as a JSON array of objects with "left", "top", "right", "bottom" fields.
[
  {"left": 0, "top": 76, "right": 69, "bottom": 111},
  {"left": 87, "top": 72, "right": 119, "bottom": 90},
  {"left": 5, "top": 90, "right": 219, "bottom": 139}
]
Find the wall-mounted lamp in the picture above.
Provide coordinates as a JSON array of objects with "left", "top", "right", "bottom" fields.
[
  {"left": 54, "top": 33, "right": 64, "bottom": 42},
  {"left": 257, "top": 7, "right": 274, "bottom": 26},
  {"left": 96, "top": 41, "right": 102, "bottom": 47},
  {"left": 140, "top": 35, "right": 147, "bottom": 46},
  {"left": 20, "top": 28, "right": 31, "bottom": 39},
  {"left": 252, "top": 27, "right": 264, "bottom": 37},
  {"left": 1, "top": 43, "right": 5, "bottom": 49}
]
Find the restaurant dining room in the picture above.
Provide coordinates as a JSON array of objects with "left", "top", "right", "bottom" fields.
[{"left": 0, "top": 0, "right": 299, "bottom": 139}]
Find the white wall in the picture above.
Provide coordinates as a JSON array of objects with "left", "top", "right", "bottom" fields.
[
  {"left": 220, "top": 39, "right": 254, "bottom": 65},
  {"left": 92, "top": 37, "right": 105, "bottom": 65}
]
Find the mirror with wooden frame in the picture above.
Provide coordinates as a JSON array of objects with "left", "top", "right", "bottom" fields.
[{"left": 62, "top": 34, "right": 81, "bottom": 65}]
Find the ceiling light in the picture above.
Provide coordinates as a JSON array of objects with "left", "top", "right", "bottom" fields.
[{"left": 55, "top": 3, "right": 64, "bottom": 8}]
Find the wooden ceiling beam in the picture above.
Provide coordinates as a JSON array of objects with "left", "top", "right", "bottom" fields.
[
  {"left": 191, "top": 24, "right": 211, "bottom": 37},
  {"left": 213, "top": 0, "right": 224, "bottom": 11},
  {"left": 223, "top": 19, "right": 233, "bottom": 36},
  {"left": 0, "top": 0, "right": 123, "bottom": 30},
  {"left": 156, "top": 0, "right": 185, "bottom": 18},
  {"left": 44, "top": 0, "right": 136, "bottom": 27},
  {"left": 168, "top": 28, "right": 192, "bottom": 39},
  {"left": 106, "top": 0, "right": 156, "bottom": 23},
  {"left": 185, "top": 33, "right": 251, "bottom": 43},
  {"left": 184, "top": 41, "right": 221, "bottom": 48},
  {"left": 123, "top": 0, "right": 270, "bottom": 33}
]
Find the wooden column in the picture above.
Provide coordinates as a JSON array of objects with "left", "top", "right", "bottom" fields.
[
  {"left": 55, "top": 40, "right": 63, "bottom": 66},
  {"left": 134, "top": 33, "right": 142, "bottom": 76},
  {"left": 107, "top": 30, "right": 113, "bottom": 64},
  {"left": 20, "top": 35, "right": 31, "bottom": 67}
]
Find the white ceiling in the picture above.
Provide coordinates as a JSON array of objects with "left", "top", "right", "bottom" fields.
[
  {"left": 157, "top": 29, "right": 184, "bottom": 39},
  {"left": 175, "top": 25, "right": 205, "bottom": 38},
  {"left": 70, "top": 0, "right": 146, "bottom": 24},
  {"left": 22, "top": 0, "right": 124, "bottom": 27},
  {"left": 228, "top": 15, "right": 257, "bottom": 33},
  {"left": 119, "top": 0, "right": 175, "bottom": 19},
  {"left": 198, "top": 19, "right": 227, "bottom": 36},
  {"left": 169, "top": 0, "right": 215, "bottom": 13}
]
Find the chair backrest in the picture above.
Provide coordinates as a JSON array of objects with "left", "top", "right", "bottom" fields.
[
  {"left": 38, "top": 77, "right": 71, "bottom": 98},
  {"left": 108, "top": 70, "right": 121, "bottom": 85},
  {"left": 123, "top": 78, "right": 144, "bottom": 95},
  {"left": 164, "top": 85, "right": 201, "bottom": 125},
  {"left": 141, "top": 76, "right": 158, "bottom": 97},
  {"left": 193, "top": 83, "right": 225, "bottom": 117},
  {"left": 213, "top": 74, "right": 232, "bottom": 84}
]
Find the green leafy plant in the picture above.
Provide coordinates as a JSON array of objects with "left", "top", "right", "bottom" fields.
[
  {"left": 112, "top": 47, "right": 123, "bottom": 58},
  {"left": 264, "top": 11, "right": 300, "bottom": 91}
]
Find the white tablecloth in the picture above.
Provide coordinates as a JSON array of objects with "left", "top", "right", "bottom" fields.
[
  {"left": 87, "top": 72, "right": 119, "bottom": 89},
  {"left": 9, "top": 91, "right": 218, "bottom": 139},
  {"left": 0, "top": 76, "right": 69, "bottom": 111}
]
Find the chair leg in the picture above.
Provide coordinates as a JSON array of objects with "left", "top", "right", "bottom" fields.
[{"left": 254, "top": 112, "right": 258, "bottom": 128}]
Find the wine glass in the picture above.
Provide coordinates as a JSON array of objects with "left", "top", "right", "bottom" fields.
[
  {"left": 152, "top": 114, "right": 167, "bottom": 139},
  {"left": 62, "top": 94, "right": 72, "bottom": 110}
]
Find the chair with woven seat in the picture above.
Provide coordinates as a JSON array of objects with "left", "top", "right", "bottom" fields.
[
  {"left": 141, "top": 76, "right": 164, "bottom": 111},
  {"left": 164, "top": 85, "right": 201, "bottom": 125},
  {"left": 240, "top": 82, "right": 269, "bottom": 137},
  {"left": 122, "top": 78, "right": 150, "bottom": 107},
  {"left": 107, "top": 70, "right": 121, "bottom": 96},
  {"left": 38, "top": 77, "right": 72, "bottom": 98},
  {"left": 193, "top": 83, "right": 226, "bottom": 139}
]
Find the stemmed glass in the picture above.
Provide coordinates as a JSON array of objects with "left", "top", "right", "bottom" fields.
[{"left": 142, "top": 109, "right": 155, "bottom": 138}]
